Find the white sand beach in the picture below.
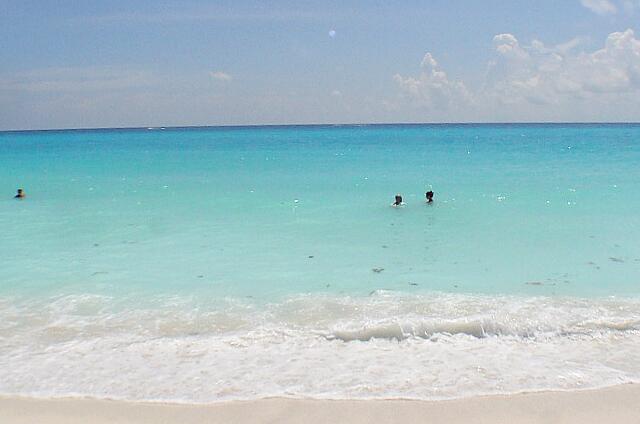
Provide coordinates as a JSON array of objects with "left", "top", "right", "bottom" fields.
[{"left": 2, "top": 384, "right": 640, "bottom": 424}]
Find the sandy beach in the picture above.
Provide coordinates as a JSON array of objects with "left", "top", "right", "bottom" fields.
[{"left": 2, "top": 384, "right": 640, "bottom": 424}]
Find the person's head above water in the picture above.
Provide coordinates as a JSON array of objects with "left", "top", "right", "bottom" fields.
[
  {"left": 14, "top": 188, "right": 25, "bottom": 199},
  {"left": 393, "top": 194, "right": 403, "bottom": 206},
  {"left": 426, "top": 190, "right": 434, "bottom": 203}
]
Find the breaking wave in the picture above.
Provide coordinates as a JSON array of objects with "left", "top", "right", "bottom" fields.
[{"left": 1, "top": 291, "right": 640, "bottom": 402}]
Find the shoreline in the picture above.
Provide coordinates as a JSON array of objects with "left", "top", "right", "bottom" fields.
[{"left": 2, "top": 384, "right": 640, "bottom": 423}]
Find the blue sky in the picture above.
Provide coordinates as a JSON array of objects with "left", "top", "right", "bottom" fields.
[{"left": 2, "top": 0, "right": 640, "bottom": 129}]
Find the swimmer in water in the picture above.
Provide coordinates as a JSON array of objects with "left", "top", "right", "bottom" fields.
[
  {"left": 14, "top": 189, "right": 25, "bottom": 199},
  {"left": 392, "top": 194, "right": 404, "bottom": 207},
  {"left": 426, "top": 190, "right": 434, "bottom": 203}
]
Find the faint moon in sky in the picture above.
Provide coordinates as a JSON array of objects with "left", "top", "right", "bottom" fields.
[{"left": 328, "top": 30, "right": 336, "bottom": 38}]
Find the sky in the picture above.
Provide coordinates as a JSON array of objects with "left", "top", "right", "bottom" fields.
[{"left": 1, "top": 0, "right": 640, "bottom": 130}]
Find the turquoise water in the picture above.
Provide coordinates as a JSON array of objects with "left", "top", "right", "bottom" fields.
[
  {"left": 2, "top": 124, "right": 640, "bottom": 401},
  {"left": 3, "top": 124, "right": 640, "bottom": 299}
]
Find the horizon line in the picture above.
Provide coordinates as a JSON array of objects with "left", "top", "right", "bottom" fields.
[{"left": 2, "top": 121, "right": 640, "bottom": 134}]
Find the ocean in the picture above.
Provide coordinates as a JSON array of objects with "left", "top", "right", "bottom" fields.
[{"left": 1, "top": 123, "right": 640, "bottom": 402}]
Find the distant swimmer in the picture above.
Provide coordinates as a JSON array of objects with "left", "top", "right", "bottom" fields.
[
  {"left": 392, "top": 194, "right": 404, "bottom": 207},
  {"left": 426, "top": 190, "right": 434, "bottom": 203},
  {"left": 14, "top": 188, "right": 25, "bottom": 199}
]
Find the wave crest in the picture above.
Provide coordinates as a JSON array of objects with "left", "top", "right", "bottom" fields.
[{"left": 2, "top": 292, "right": 640, "bottom": 402}]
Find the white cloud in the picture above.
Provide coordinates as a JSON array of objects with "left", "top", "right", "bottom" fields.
[
  {"left": 493, "top": 34, "right": 529, "bottom": 59},
  {"left": 0, "top": 67, "right": 156, "bottom": 93},
  {"left": 392, "top": 29, "right": 640, "bottom": 121},
  {"left": 580, "top": 0, "right": 617, "bottom": 15},
  {"left": 554, "top": 37, "right": 585, "bottom": 54},
  {"left": 487, "top": 29, "right": 640, "bottom": 104},
  {"left": 393, "top": 53, "right": 472, "bottom": 111},
  {"left": 0, "top": 66, "right": 234, "bottom": 130},
  {"left": 210, "top": 71, "right": 232, "bottom": 82}
]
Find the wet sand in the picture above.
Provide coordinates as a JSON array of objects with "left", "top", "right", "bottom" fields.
[{"left": 2, "top": 384, "right": 640, "bottom": 424}]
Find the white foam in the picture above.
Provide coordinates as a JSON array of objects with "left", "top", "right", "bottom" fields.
[{"left": 1, "top": 292, "right": 640, "bottom": 402}]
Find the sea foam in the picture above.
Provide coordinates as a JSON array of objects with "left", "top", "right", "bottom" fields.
[{"left": 1, "top": 291, "right": 640, "bottom": 402}]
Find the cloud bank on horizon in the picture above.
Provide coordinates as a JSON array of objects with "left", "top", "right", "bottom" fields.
[
  {"left": 1, "top": 1, "right": 640, "bottom": 129},
  {"left": 393, "top": 29, "right": 640, "bottom": 122}
]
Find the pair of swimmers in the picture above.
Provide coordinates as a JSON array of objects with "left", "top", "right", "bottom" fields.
[{"left": 392, "top": 191, "right": 433, "bottom": 206}]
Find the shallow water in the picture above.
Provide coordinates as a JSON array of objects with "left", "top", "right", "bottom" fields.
[{"left": 1, "top": 124, "right": 640, "bottom": 401}]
